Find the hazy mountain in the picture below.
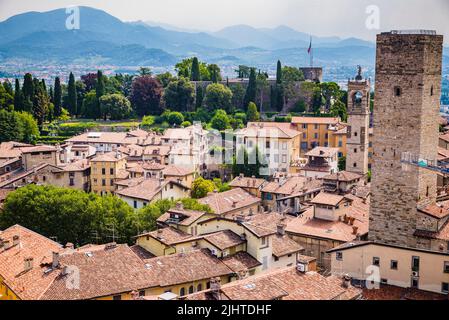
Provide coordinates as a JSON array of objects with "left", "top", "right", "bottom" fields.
[
  {"left": 0, "top": 6, "right": 422, "bottom": 70},
  {"left": 212, "top": 24, "right": 370, "bottom": 50}
]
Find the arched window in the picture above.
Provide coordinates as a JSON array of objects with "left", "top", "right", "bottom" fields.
[
  {"left": 394, "top": 87, "right": 402, "bottom": 97},
  {"left": 197, "top": 284, "right": 203, "bottom": 292},
  {"left": 188, "top": 285, "right": 194, "bottom": 294},
  {"left": 353, "top": 91, "right": 363, "bottom": 106},
  {"left": 179, "top": 287, "right": 186, "bottom": 296},
  {"left": 353, "top": 163, "right": 357, "bottom": 168}
]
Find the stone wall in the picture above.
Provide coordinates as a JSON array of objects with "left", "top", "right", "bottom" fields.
[{"left": 368, "top": 32, "right": 444, "bottom": 248}]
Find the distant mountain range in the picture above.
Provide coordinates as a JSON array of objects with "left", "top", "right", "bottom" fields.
[{"left": 0, "top": 6, "right": 446, "bottom": 72}]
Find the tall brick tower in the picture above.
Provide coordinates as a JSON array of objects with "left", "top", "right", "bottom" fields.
[
  {"left": 345, "top": 66, "right": 370, "bottom": 175},
  {"left": 369, "top": 30, "right": 443, "bottom": 248}
]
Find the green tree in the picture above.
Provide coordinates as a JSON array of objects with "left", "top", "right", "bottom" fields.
[
  {"left": 0, "top": 110, "right": 21, "bottom": 142},
  {"left": 256, "top": 72, "right": 269, "bottom": 112},
  {"left": 243, "top": 68, "right": 257, "bottom": 110},
  {"left": 230, "top": 84, "right": 245, "bottom": 110},
  {"left": 14, "top": 79, "right": 23, "bottom": 111},
  {"left": 195, "top": 85, "right": 204, "bottom": 110},
  {"left": 175, "top": 58, "right": 210, "bottom": 80},
  {"left": 81, "top": 90, "right": 98, "bottom": 119},
  {"left": 282, "top": 66, "right": 305, "bottom": 108},
  {"left": 0, "top": 83, "right": 13, "bottom": 110},
  {"left": 95, "top": 70, "right": 105, "bottom": 119},
  {"left": 32, "top": 83, "right": 50, "bottom": 127},
  {"left": 203, "top": 83, "right": 233, "bottom": 113},
  {"left": 0, "top": 185, "right": 140, "bottom": 245},
  {"left": 156, "top": 72, "right": 176, "bottom": 88},
  {"left": 100, "top": 94, "right": 132, "bottom": 120},
  {"left": 213, "top": 178, "right": 231, "bottom": 193},
  {"left": 210, "top": 109, "right": 231, "bottom": 131},
  {"left": 191, "top": 177, "right": 215, "bottom": 199},
  {"left": 330, "top": 99, "right": 348, "bottom": 122},
  {"left": 67, "top": 72, "right": 77, "bottom": 116},
  {"left": 246, "top": 102, "right": 260, "bottom": 122},
  {"left": 321, "top": 82, "right": 341, "bottom": 112},
  {"left": 275, "top": 60, "right": 284, "bottom": 111},
  {"left": 53, "top": 77, "right": 62, "bottom": 117},
  {"left": 208, "top": 64, "right": 222, "bottom": 83},
  {"left": 17, "top": 111, "right": 39, "bottom": 143},
  {"left": 235, "top": 65, "right": 251, "bottom": 78},
  {"left": 338, "top": 156, "right": 346, "bottom": 171},
  {"left": 163, "top": 77, "right": 195, "bottom": 112},
  {"left": 2, "top": 81, "right": 13, "bottom": 96},
  {"left": 138, "top": 67, "right": 152, "bottom": 76},
  {"left": 190, "top": 57, "right": 201, "bottom": 81},
  {"left": 167, "top": 111, "right": 184, "bottom": 126}
]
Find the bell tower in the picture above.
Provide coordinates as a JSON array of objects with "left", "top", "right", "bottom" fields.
[{"left": 345, "top": 66, "right": 370, "bottom": 175}]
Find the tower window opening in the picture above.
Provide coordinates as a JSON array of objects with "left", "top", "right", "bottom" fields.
[
  {"left": 431, "top": 86, "right": 434, "bottom": 96},
  {"left": 394, "top": 87, "right": 402, "bottom": 97}
]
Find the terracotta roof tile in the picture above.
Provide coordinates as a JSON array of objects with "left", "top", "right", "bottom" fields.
[
  {"left": 229, "top": 176, "right": 266, "bottom": 189},
  {"left": 199, "top": 188, "right": 261, "bottom": 216},
  {"left": 203, "top": 230, "right": 245, "bottom": 250},
  {"left": 221, "top": 252, "right": 261, "bottom": 272},
  {"left": 143, "top": 249, "right": 233, "bottom": 287},
  {"left": 185, "top": 267, "right": 361, "bottom": 300},
  {"left": 272, "top": 234, "right": 304, "bottom": 258},
  {"left": 0, "top": 225, "right": 62, "bottom": 300}
]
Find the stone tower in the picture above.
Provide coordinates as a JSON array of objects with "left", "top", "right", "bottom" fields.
[
  {"left": 369, "top": 30, "right": 443, "bottom": 248},
  {"left": 345, "top": 66, "right": 370, "bottom": 175}
]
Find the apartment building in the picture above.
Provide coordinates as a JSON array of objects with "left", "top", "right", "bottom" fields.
[
  {"left": 235, "top": 122, "right": 301, "bottom": 175},
  {"left": 90, "top": 152, "right": 127, "bottom": 195}
]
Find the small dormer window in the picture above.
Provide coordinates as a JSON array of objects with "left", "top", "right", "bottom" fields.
[{"left": 394, "top": 87, "right": 402, "bottom": 97}]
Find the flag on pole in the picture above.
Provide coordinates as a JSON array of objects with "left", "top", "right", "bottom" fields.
[{"left": 307, "top": 36, "right": 312, "bottom": 54}]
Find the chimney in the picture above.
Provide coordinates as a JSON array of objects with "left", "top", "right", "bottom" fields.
[
  {"left": 52, "top": 251, "right": 60, "bottom": 269},
  {"left": 232, "top": 200, "right": 238, "bottom": 208},
  {"left": 3, "top": 240, "right": 11, "bottom": 250},
  {"left": 24, "top": 257, "right": 34, "bottom": 271},
  {"left": 210, "top": 277, "right": 222, "bottom": 300},
  {"left": 159, "top": 177, "right": 165, "bottom": 187},
  {"left": 65, "top": 242, "right": 74, "bottom": 250},
  {"left": 105, "top": 242, "right": 117, "bottom": 250},
  {"left": 352, "top": 226, "right": 359, "bottom": 235},
  {"left": 12, "top": 235, "right": 20, "bottom": 246},
  {"left": 342, "top": 274, "right": 351, "bottom": 288},
  {"left": 239, "top": 173, "right": 244, "bottom": 179},
  {"left": 175, "top": 202, "right": 183, "bottom": 210},
  {"left": 349, "top": 217, "right": 355, "bottom": 226},
  {"left": 277, "top": 223, "right": 286, "bottom": 236}
]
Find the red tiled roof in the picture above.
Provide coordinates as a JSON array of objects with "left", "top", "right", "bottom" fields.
[{"left": 199, "top": 188, "right": 261, "bottom": 216}]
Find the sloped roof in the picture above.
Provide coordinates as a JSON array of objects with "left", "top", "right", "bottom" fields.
[{"left": 199, "top": 188, "right": 261, "bottom": 216}]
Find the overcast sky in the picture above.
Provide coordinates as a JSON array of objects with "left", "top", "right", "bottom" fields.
[{"left": 1, "top": 0, "right": 448, "bottom": 43}]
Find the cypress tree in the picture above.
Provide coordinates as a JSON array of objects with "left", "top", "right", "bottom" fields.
[
  {"left": 276, "top": 60, "right": 282, "bottom": 84},
  {"left": 3, "top": 81, "right": 13, "bottom": 96},
  {"left": 14, "top": 79, "right": 23, "bottom": 111},
  {"left": 41, "top": 79, "right": 47, "bottom": 94},
  {"left": 195, "top": 86, "right": 204, "bottom": 110},
  {"left": 54, "top": 77, "right": 62, "bottom": 117},
  {"left": 243, "top": 68, "right": 257, "bottom": 111},
  {"left": 190, "top": 57, "right": 201, "bottom": 81},
  {"left": 22, "top": 73, "right": 34, "bottom": 101},
  {"left": 67, "top": 72, "right": 77, "bottom": 116},
  {"left": 95, "top": 70, "right": 105, "bottom": 120},
  {"left": 275, "top": 60, "right": 284, "bottom": 111}
]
